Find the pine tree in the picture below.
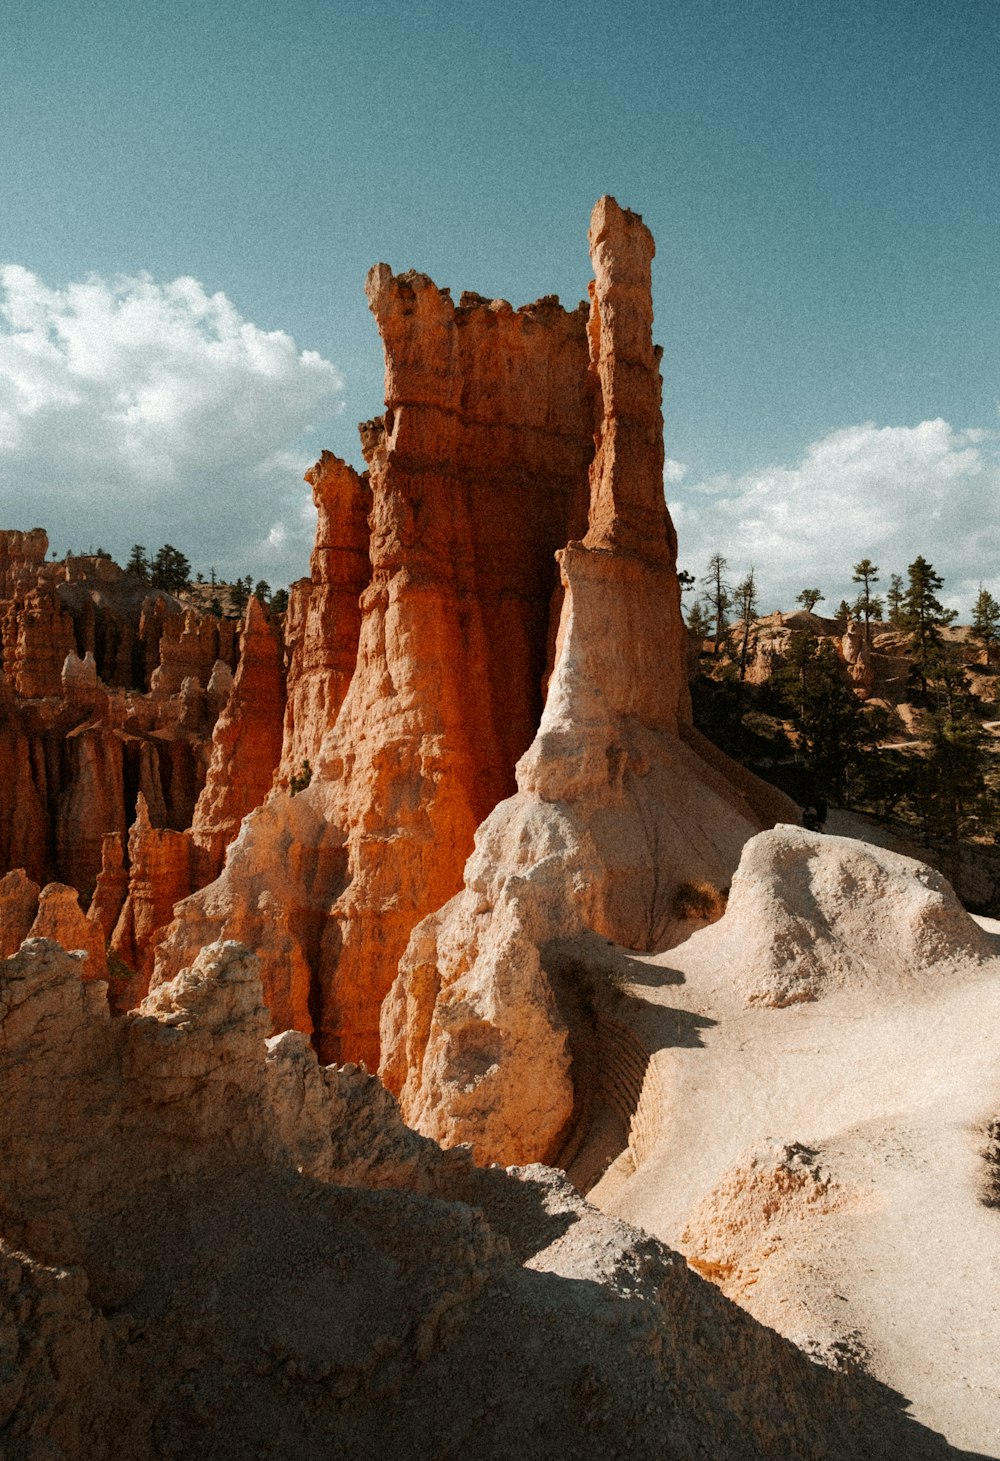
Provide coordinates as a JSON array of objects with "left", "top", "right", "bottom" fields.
[
  {"left": 901, "top": 556, "right": 957, "bottom": 670},
  {"left": 851, "top": 558, "right": 882, "bottom": 644},
  {"left": 782, "top": 633, "right": 875, "bottom": 809},
  {"left": 700, "top": 553, "right": 731, "bottom": 657},
  {"left": 150, "top": 544, "right": 192, "bottom": 592},
  {"left": 971, "top": 586, "right": 1000, "bottom": 666},
  {"left": 271, "top": 588, "right": 289, "bottom": 614},
  {"left": 886, "top": 573, "right": 905, "bottom": 626},
  {"left": 796, "top": 588, "right": 824, "bottom": 612},
  {"left": 835, "top": 599, "right": 852, "bottom": 628},
  {"left": 126, "top": 545, "right": 150, "bottom": 580},
  {"left": 686, "top": 599, "right": 712, "bottom": 642},
  {"left": 733, "top": 569, "right": 759, "bottom": 682},
  {"left": 905, "top": 652, "right": 991, "bottom": 846}
]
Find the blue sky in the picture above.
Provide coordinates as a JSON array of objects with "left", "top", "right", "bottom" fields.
[{"left": 2, "top": 0, "right": 997, "bottom": 609}]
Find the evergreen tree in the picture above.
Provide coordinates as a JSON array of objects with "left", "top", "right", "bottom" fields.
[
  {"left": 686, "top": 599, "right": 712, "bottom": 642},
  {"left": 700, "top": 553, "right": 731, "bottom": 657},
  {"left": 904, "top": 653, "right": 991, "bottom": 846},
  {"left": 886, "top": 573, "right": 905, "bottom": 626},
  {"left": 835, "top": 599, "right": 852, "bottom": 628},
  {"left": 253, "top": 579, "right": 272, "bottom": 605},
  {"left": 678, "top": 568, "right": 696, "bottom": 594},
  {"left": 270, "top": 587, "right": 289, "bottom": 614},
  {"left": 851, "top": 558, "right": 882, "bottom": 644},
  {"left": 971, "top": 586, "right": 1000, "bottom": 666},
  {"left": 126, "top": 544, "right": 150, "bottom": 579},
  {"left": 732, "top": 569, "right": 759, "bottom": 682},
  {"left": 230, "top": 576, "right": 251, "bottom": 615},
  {"left": 781, "top": 633, "right": 875, "bottom": 809},
  {"left": 150, "top": 544, "right": 192, "bottom": 592},
  {"left": 796, "top": 588, "right": 824, "bottom": 613},
  {"left": 901, "top": 556, "right": 957, "bottom": 671}
]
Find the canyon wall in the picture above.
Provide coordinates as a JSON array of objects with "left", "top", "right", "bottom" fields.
[{"left": 0, "top": 533, "right": 288, "bottom": 993}]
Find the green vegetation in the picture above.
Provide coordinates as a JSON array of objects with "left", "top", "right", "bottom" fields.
[
  {"left": 290, "top": 759, "right": 312, "bottom": 796},
  {"left": 971, "top": 586, "right": 1000, "bottom": 666},
  {"left": 851, "top": 559, "right": 882, "bottom": 644},
  {"left": 689, "top": 550, "right": 1000, "bottom": 860}
]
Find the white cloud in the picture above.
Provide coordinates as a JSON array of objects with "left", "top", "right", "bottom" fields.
[
  {"left": 0, "top": 266, "right": 344, "bottom": 584},
  {"left": 670, "top": 419, "right": 1000, "bottom": 618},
  {"left": 664, "top": 457, "right": 687, "bottom": 484}
]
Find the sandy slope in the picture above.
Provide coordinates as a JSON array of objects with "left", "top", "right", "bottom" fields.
[{"left": 581, "top": 860, "right": 1000, "bottom": 1456}]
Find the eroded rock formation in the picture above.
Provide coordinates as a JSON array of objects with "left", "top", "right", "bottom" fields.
[
  {"left": 0, "top": 540, "right": 246, "bottom": 902},
  {"left": 683, "top": 824, "right": 995, "bottom": 1007},
  {"left": 189, "top": 597, "right": 286, "bottom": 885},
  {"left": 156, "top": 196, "right": 791, "bottom": 1095},
  {"left": 379, "top": 198, "right": 796, "bottom": 1165},
  {"left": 0, "top": 934, "right": 943, "bottom": 1459},
  {"left": 156, "top": 255, "right": 598, "bottom": 1066},
  {"left": 279, "top": 451, "right": 371, "bottom": 786}
]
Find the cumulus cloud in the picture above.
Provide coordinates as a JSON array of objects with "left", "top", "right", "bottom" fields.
[
  {"left": 670, "top": 419, "right": 1000, "bottom": 618},
  {"left": 0, "top": 266, "right": 343, "bottom": 583}
]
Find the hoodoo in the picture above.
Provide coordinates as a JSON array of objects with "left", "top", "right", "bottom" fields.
[
  {"left": 379, "top": 197, "right": 796, "bottom": 1164},
  {"left": 156, "top": 197, "right": 793, "bottom": 1092}
]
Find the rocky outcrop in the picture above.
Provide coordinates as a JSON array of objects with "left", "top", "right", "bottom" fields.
[
  {"left": 54, "top": 722, "right": 126, "bottom": 895},
  {"left": 157, "top": 197, "right": 793, "bottom": 1096},
  {"left": 28, "top": 881, "right": 107, "bottom": 980},
  {"left": 279, "top": 451, "right": 371, "bottom": 786},
  {"left": 684, "top": 824, "right": 995, "bottom": 1007},
  {"left": 189, "top": 597, "right": 286, "bottom": 885},
  {"left": 0, "top": 546, "right": 257, "bottom": 914},
  {"left": 157, "top": 258, "right": 596, "bottom": 1067},
  {"left": 0, "top": 526, "right": 50, "bottom": 599},
  {"left": 0, "top": 934, "right": 944, "bottom": 1459},
  {"left": 87, "top": 832, "right": 129, "bottom": 941},
  {"left": 0, "top": 867, "right": 41, "bottom": 957},
  {"left": 6, "top": 582, "right": 77, "bottom": 697},
  {"left": 111, "top": 796, "right": 193, "bottom": 1000},
  {"left": 380, "top": 198, "right": 798, "bottom": 1165},
  {"left": 841, "top": 618, "right": 875, "bottom": 697}
]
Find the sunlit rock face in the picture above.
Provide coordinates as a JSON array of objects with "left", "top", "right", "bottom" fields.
[
  {"left": 380, "top": 198, "right": 797, "bottom": 1165},
  {"left": 189, "top": 596, "right": 286, "bottom": 887},
  {"left": 156, "top": 197, "right": 793, "bottom": 1088},
  {"left": 156, "top": 255, "right": 598, "bottom": 1068},
  {"left": 0, "top": 933, "right": 916, "bottom": 1460},
  {"left": 278, "top": 450, "right": 371, "bottom": 789}
]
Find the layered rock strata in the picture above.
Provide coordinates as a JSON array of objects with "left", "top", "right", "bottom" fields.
[
  {"left": 158, "top": 197, "right": 792, "bottom": 1091},
  {"left": 0, "top": 540, "right": 246, "bottom": 900},
  {"left": 189, "top": 597, "right": 286, "bottom": 885},
  {"left": 380, "top": 198, "right": 797, "bottom": 1165},
  {"left": 157, "top": 262, "right": 598, "bottom": 1065},
  {"left": 278, "top": 451, "right": 371, "bottom": 786}
]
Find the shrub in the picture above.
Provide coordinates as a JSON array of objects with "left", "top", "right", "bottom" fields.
[{"left": 671, "top": 879, "right": 727, "bottom": 922}]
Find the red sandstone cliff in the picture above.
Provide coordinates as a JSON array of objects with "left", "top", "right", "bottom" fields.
[
  {"left": 0, "top": 535, "right": 285, "bottom": 989},
  {"left": 279, "top": 451, "right": 371, "bottom": 787},
  {"left": 154, "top": 267, "right": 597, "bottom": 1065},
  {"left": 190, "top": 596, "right": 286, "bottom": 885},
  {"left": 379, "top": 197, "right": 798, "bottom": 1164},
  {"left": 155, "top": 197, "right": 792, "bottom": 1090}
]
